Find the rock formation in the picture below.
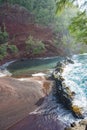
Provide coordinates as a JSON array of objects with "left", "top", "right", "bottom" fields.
[{"left": 51, "top": 57, "right": 84, "bottom": 118}]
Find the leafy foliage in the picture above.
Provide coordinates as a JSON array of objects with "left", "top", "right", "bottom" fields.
[
  {"left": 26, "top": 36, "right": 45, "bottom": 55},
  {"left": 8, "top": 45, "right": 18, "bottom": 54},
  {"left": 0, "top": 0, "right": 87, "bottom": 54},
  {"left": 0, "top": 44, "right": 18, "bottom": 60},
  {"left": 0, "top": 0, "right": 55, "bottom": 26},
  {"left": 69, "top": 12, "right": 87, "bottom": 44},
  {"left": 31, "top": 0, "right": 55, "bottom": 25},
  {"left": 0, "top": 44, "right": 7, "bottom": 60},
  {"left": 56, "top": 0, "right": 87, "bottom": 45},
  {"left": 56, "top": 0, "right": 74, "bottom": 15},
  {"left": 55, "top": 0, "right": 87, "bottom": 14}
]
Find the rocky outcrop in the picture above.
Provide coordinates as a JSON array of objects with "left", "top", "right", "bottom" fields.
[{"left": 51, "top": 57, "right": 84, "bottom": 118}]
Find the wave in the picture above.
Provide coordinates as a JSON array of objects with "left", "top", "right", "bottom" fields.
[{"left": 0, "top": 60, "right": 16, "bottom": 77}]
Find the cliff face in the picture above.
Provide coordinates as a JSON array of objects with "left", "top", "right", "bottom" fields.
[{"left": 0, "top": 4, "right": 66, "bottom": 64}]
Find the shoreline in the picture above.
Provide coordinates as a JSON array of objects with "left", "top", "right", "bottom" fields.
[
  {"left": 0, "top": 75, "right": 53, "bottom": 130},
  {"left": 1, "top": 55, "right": 87, "bottom": 130},
  {"left": 0, "top": 54, "right": 62, "bottom": 66}
]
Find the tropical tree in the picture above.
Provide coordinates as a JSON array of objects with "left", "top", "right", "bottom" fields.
[
  {"left": 69, "top": 11, "right": 87, "bottom": 44},
  {"left": 56, "top": 0, "right": 87, "bottom": 44},
  {"left": 0, "top": 0, "right": 56, "bottom": 26},
  {"left": 56, "top": 0, "right": 87, "bottom": 14}
]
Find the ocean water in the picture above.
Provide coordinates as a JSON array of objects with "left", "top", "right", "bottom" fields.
[
  {"left": 7, "top": 56, "right": 64, "bottom": 76},
  {"left": 62, "top": 54, "right": 87, "bottom": 111}
]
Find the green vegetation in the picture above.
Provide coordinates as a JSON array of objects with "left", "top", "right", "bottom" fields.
[
  {"left": 0, "top": 0, "right": 87, "bottom": 55},
  {"left": 0, "top": 0, "right": 55, "bottom": 26},
  {"left": 56, "top": 0, "right": 87, "bottom": 44},
  {"left": 69, "top": 12, "right": 87, "bottom": 44},
  {"left": 8, "top": 45, "right": 18, "bottom": 54},
  {"left": 0, "top": 44, "right": 18, "bottom": 60},
  {"left": 26, "top": 36, "right": 45, "bottom": 55},
  {"left": 0, "top": 26, "right": 9, "bottom": 44},
  {"left": 0, "top": 44, "right": 7, "bottom": 60},
  {"left": 0, "top": 22, "right": 18, "bottom": 60},
  {"left": 56, "top": 0, "right": 74, "bottom": 15}
]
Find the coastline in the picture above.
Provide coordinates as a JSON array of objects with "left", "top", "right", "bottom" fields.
[{"left": 0, "top": 56, "right": 87, "bottom": 130}]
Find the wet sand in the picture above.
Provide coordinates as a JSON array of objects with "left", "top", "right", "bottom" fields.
[
  {"left": 0, "top": 76, "right": 51, "bottom": 130},
  {"left": 7, "top": 114, "right": 65, "bottom": 130}
]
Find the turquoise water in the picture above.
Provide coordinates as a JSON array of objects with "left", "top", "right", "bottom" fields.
[
  {"left": 62, "top": 54, "right": 87, "bottom": 116},
  {"left": 72, "top": 54, "right": 87, "bottom": 97},
  {"left": 63, "top": 54, "right": 87, "bottom": 97},
  {"left": 7, "top": 57, "right": 64, "bottom": 76}
]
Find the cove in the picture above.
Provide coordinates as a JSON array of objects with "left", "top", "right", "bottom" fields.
[
  {"left": 5, "top": 54, "right": 87, "bottom": 125},
  {"left": 7, "top": 56, "right": 64, "bottom": 76}
]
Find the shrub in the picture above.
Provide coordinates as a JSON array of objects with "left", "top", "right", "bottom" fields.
[
  {"left": 26, "top": 36, "right": 45, "bottom": 55},
  {"left": 33, "top": 40, "right": 45, "bottom": 54},
  {"left": 0, "top": 27, "right": 9, "bottom": 44},
  {"left": 0, "top": 45, "right": 7, "bottom": 60},
  {"left": 0, "top": 44, "right": 18, "bottom": 60},
  {"left": 8, "top": 45, "right": 18, "bottom": 54}
]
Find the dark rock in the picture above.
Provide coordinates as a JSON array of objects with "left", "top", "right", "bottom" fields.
[
  {"left": 52, "top": 60, "right": 83, "bottom": 119},
  {"left": 65, "top": 57, "right": 74, "bottom": 64},
  {"left": 71, "top": 122, "right": 76, "bottom": 127},
  {"left": 20, "top": 58, "right": 26, "bottom": 61},
  {"left": 85, "top": 125, "right": 87, "bottom": 130}
]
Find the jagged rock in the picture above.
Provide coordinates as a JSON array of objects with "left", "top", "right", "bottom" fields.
[
  {"left": 65, "top": 57, "right": 74, "bottom": 64},
  {"left": 71, "top": 122, "right": 76, "bottom": 127},
  {"left": 52, "top": 60, "right": 84, "bottom": 118},
  {"left": 55, "top": 61, "right": 65, "bottom": 73},
  {"left": 71, "top": 105, "right": 83, "bottom": 118}
]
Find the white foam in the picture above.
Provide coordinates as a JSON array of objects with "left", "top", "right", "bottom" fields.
[
  {"left": 0, "top": 60, "right": 16, "bottom": 77},
  {"left": 0, "top": 69, "right": 12, "bottom": 77},
  {"left": 17, "top": 78, "right": 42, "bottom": 84},
  {"left": 32, "top": 72, "right": 46, "bottom": 77},
  {"left": 73, "top": 53, "right": 87, "bottom": 58}
]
